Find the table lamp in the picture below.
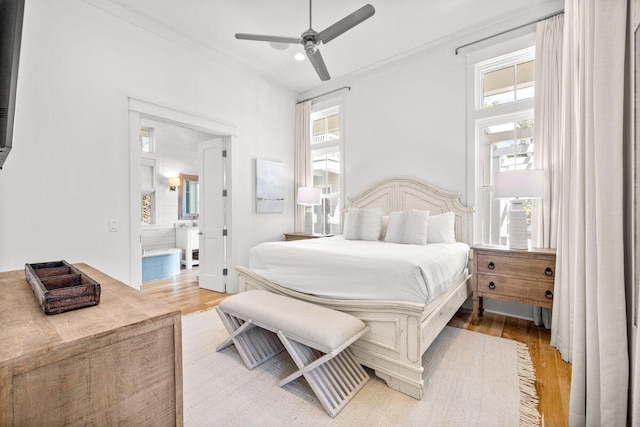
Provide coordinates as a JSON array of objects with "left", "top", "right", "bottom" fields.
[
  {"left": 494, "top": 170, "right": 544, "bottom": 249},
  {"left": 297, "top": 187, "right": 322, "bottom": 234}
]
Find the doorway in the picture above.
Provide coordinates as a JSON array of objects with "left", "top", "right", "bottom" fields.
[{"left": 129, "top": 98, "right": 235, "bottom": 291}]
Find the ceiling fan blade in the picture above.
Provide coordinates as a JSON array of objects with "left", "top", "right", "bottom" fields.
[
  {"left": 307, "top": 48, "right": 330, "bottom": 81},
  {"left": 317, "top": 4, "right": 375, "bottom": 44},
  {"left": 235, "top": 33, "right": 302, "bottom": 44}
]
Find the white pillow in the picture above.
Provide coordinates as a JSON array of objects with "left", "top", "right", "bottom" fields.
[
  {"left": 427, "top": 212, "right": 456, "bottom": 243},
  {"left": 384, "top": 210, "right": 430, "bottom": 245},
  {"left": 345, "top": 208, "right": 383, "bottom": 241}
]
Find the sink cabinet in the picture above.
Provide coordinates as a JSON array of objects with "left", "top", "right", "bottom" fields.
[{"left": 176, "top": 228, "right": 199, "bottom": 269}]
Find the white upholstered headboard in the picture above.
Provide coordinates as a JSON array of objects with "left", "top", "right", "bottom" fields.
[{"left": 347, "top": 176, "right": 474, "bottom": 243}]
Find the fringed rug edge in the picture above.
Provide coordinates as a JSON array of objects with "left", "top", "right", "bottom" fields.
[{"left": 516, "top": 342, "right": 542, "bottom": 426}]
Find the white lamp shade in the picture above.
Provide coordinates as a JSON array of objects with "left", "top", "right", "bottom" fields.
[
  {"left": 297, "top": 187, "right": 322, "bottom": 206},
  {"left": 494, "top": 169, "right": 544, "bottom": 199}
]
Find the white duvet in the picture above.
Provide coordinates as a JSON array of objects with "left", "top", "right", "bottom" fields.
[{"left": 249, "top": 236, "right": 470, "bottom": 304}]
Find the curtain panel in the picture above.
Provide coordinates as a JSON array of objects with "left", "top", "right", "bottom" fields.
[
  {"left": 532, "top": 15, "right": 564, "bottom": 329},
  {"left": 550, "top": 1, "right": 629, "bottom": 425},
  {"left": 532, "top": 14, "right": 563, "bottom": 251},
  {"left": 294, "top": 101, "right": 311, "bottom": 232}
]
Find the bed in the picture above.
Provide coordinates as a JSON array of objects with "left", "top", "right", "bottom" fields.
[{"left": 236, "top": 176, "right": 474, "bottom": 399}]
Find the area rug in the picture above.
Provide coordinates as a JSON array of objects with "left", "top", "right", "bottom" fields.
[{"left": 182, "top": 309, "right": 540, "bottom": 426}]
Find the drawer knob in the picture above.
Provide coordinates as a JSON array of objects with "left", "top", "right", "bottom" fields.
[
  {"left": 545, "top": 290, "right": 553, "bottom": 299},
  {"left": 545, "top": 267, "right": 554, "bottom": 276},
  {"left": 488, "top": 261, "right": 495, "bottom": 270},
  {"left": 488, "top": 281, "right": 496, "bottom": 290}
]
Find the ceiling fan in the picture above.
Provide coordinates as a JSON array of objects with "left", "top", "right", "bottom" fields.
[{"left": 235, "top": 1, "right": 375, "bottom": 81}]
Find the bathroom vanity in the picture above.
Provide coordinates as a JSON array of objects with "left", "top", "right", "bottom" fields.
[{"left": 176, "top": 227, "right": 199, "bottom": 269}]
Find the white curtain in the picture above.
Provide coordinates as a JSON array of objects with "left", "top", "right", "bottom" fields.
[
  {"left": 532, "top": 14, "right": 564, "bottom": 329},
  {"left": 294, "top": 101, "right": 312, "bottom": 232},
  {"left": 550, "top": 0, "right": 628, "bottom": 425}
]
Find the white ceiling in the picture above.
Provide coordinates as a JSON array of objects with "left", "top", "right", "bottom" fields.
[{"left": 85, "top": 0, "right": 562, "bottom": 94}]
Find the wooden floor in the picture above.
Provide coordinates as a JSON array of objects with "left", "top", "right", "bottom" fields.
[
  {"left": 141, "top": 268, "right": 228, "bottom": 315},
  {"left": 142, "top": 269, "right": 571, "bottom": 426}
]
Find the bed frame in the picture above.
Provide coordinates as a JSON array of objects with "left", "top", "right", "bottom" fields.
[{"left": 236, "top": 176, "right": 474, "bottom": 399}]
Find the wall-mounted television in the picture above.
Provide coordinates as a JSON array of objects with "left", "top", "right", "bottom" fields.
[{"left": 0, "top": 0, "right": 25, "bottom": 170}]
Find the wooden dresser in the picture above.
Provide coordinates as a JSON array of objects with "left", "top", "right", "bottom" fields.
[
  {"left": 472, "top": 246, "right": 556, "bottom": 324},
  {"left": 0, "top": 264, "right": 183, "bottom": 426}
]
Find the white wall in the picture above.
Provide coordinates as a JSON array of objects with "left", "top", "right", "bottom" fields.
[
  {"left": 0, "top": 0, "right": 295, "bottom": 288},
  {"left": 343, "top": 48, "right": 469, "bottom": 203}
]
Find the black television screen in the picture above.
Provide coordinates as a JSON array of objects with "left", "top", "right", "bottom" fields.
[{"left": 0, "top": 0, "right": 25, "bottom": 170}]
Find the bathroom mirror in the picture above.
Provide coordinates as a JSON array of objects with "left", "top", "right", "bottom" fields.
[{"left": 178, "top": 173, "right": 199, "bottom": 220}]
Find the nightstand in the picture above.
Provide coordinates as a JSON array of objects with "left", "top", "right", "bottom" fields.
[
  {"left": 472, "top": 245, "right": 556, "bottom": 324},
  {"left": 283, "top": 232, "right": 334, "bottom": 241}
]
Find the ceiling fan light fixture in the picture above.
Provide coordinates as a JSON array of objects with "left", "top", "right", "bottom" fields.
[
  {"left": 294, "top": 53, "right": 305, "bottom": 61},
  {"left": 269, "top": 41, "right": 289, "bottom": 50}
]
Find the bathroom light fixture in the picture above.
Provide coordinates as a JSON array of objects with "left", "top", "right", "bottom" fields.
[{"left": 169, "top": 177, "right": 180, "bottom": 191}]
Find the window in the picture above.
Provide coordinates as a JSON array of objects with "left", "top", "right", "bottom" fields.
[
  {"left": 140, "top": 127, "right": 154, "bottom": 153},
  {"left": 477, "top": 48, "right": 535, "bottom": 109},
  {"left": 471, "top": 46, "right": 537, "bottom": 246},
  {"left": 312, "top": 113, "right": 340, "bottom": 144},
  {"left": 140, "top": 152, "right": 156, "bottom": 225},
  {"left": 310, "top": 105, "right": 342, "bottom": 235},
  {"left": 482, "top": 60, "right": 534, "bottom": 107},
  {"left": 477, "top": 115, "right": 535, "bottom": 244},
  {"left": 142, "top": 193, "right": 153, "bottom": 224},
  {"left": 140, "top": 127, "right": 156, "bottom": 224}
]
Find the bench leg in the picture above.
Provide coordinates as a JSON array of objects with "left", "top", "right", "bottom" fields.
[
  {"left": 277, "top": 331, "right": 369, "bottom": 418},
  {"left": 216, "top": 307, "right": 284, "bottom": 369}
]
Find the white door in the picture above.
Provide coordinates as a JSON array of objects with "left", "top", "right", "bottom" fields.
[{"left": 198, "top": 139, "right": 226, "bottom": 292}]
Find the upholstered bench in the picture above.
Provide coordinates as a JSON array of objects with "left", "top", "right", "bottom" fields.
[{"left": 216, "top": 289, "right": 370, "bottom": 417}]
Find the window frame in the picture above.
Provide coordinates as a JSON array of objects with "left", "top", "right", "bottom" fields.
[
  {"left": 475, "top": 111, "right": 535, "bottom": 245},
  {"left": 140, "top": 127, "right": 155, "bottom": 153},
  {"left": 139, "top": 125, "right": 158, "bottom": 226},
  {"left": 140, "top": 152, "right": 157, "bottom": 226},
  {"left": 467, "top": 40, "right": 537, "bottom": 246},
  {"left": 475, "top": 46, "right": 535, "bottom": 111},
  {"left": 310, "top": 98, "right": 345, "bottom": 235}
]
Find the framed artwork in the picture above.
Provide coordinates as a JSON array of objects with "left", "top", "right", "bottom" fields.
[{"left": 256, "top": 159, "right": 284, "bottom": 213}]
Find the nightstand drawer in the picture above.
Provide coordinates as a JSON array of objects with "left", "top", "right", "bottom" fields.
[
  {"left": 476, "top": 273, "right": 554, "bottom": 305},
  {"left": 476, "top": 253, "right": 555, "bottom": 281}
]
